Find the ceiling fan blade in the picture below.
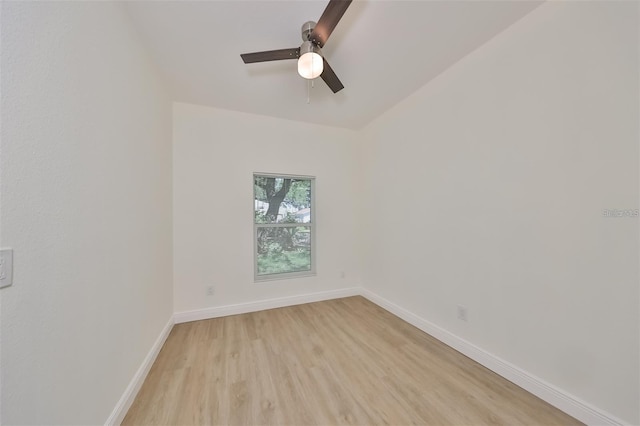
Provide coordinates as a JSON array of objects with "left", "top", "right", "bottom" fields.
[
  {"left": 320, "top": 58, "right": 344, "bottom": 93},
  {"left": 241, "top": 48, "right": 299, "bottom": 64},
  {"left": 309, "top": 0, "right": 352, "bottom": 47}
]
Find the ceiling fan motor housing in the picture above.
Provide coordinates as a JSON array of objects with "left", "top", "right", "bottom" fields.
[{"left": 301, "top": 21, "right": 317, "bottom": 42}]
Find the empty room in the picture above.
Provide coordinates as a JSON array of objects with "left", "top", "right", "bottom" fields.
[{"left": 1, "top": 0, "right": 638, "bottom": 425}]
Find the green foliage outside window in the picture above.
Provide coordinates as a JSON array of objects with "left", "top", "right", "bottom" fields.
[{"left": 254, "top": 175, "right": 314, "bottom": 279}]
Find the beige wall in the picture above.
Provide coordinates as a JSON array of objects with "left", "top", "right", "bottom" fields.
[
  {"left": 172, "top": 103, "right": 361, "bottom": 313},
  {"left": 358, "top": 2, "right": 639, "bottom": 423},
  {"left": 0, "top": 3, "right": 173, "bottom": 423}
]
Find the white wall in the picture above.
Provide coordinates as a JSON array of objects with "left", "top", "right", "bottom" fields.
[
  {"left": 173, "top": 103, "right": 359, "bottom": 313},
  {"left": 358, "top": 2, "right": 639, "bottom": 424},
  {"left": 0, "top": 3, "right": 173, "bottom": 424}
]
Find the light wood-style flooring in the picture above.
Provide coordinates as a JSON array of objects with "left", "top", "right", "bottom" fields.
[{"left": 123, "top": 296, "right": 582, "bottom": 425}]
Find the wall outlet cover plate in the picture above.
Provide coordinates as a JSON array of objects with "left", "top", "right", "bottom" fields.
[{"left": 0, "top": 248, "right": 14, "bottom": 289}]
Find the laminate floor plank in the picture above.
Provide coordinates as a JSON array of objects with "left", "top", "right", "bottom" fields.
[{"left": 122, "top": 296, "right": 582, "bottom": 426}]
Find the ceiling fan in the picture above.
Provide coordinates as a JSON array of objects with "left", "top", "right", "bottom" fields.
[{"left": 240, "top": 0, "right": 352, "bottom": 93}]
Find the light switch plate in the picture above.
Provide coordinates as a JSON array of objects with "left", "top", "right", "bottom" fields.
[{"left": 0, "top": 248, "right": 14, "bottom": 289}]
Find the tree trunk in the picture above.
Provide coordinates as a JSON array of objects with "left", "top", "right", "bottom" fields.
[{"left": 265, "top": 179, "right": 291, "bottom": 220}]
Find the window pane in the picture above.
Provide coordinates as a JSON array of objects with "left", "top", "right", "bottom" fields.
[
  {"left": 256, "top": 226, "right": 311, "bottom": 276},
  {"left": 254, "top": 176, "right": 311, "bottom": 224}
]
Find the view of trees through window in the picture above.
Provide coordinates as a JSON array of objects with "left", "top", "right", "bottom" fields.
[{"left": 254, "top": 175, "right": 314, "bottom": 278}]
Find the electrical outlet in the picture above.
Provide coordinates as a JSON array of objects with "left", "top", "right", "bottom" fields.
[
  {"left": 457, "top": 305, "right": 468, "bottom": 322},
  {"left": 0, "top": 249, "right": 14, "bottom": 289},
  {"left": 340, "top": 271, "right": 346, "bottom": 279},
  {"left": 206, "top": 286, "right": 214, "bottom": 296}
]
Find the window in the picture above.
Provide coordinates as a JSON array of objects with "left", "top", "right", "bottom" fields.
[{"left": 253, "top": 173, "right": 315, "bottom": 281}]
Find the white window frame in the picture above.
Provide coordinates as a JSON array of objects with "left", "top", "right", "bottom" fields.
[{"left": 253, "top": 173, "right": 316, "bottom": 282}]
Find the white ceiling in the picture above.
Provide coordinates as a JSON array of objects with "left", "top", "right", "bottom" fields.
[{"left": 125, "top": 1, "right": 542, "bottom": 130}]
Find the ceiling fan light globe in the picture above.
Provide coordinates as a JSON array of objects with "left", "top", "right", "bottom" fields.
[
  {"left": 298, "top": 52, "right": 323, "bottom": 79},
  {"left": 297, "top": 41, "right": 323, "bottom": 79}
]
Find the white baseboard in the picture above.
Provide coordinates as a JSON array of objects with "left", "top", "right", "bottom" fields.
[
  {"left": 360, "top": 289, "right": 626, "bottom": 426},
  {"left": 105, "top": 316, "right": 174, "bottom": 426},
  {"left": 173, "top": 287, "right": 362, "bottom": 324}
]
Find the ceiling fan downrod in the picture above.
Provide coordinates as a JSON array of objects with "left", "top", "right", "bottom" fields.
[{"left": 301, "top": 21, "right": 316, "bottom": 41}]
